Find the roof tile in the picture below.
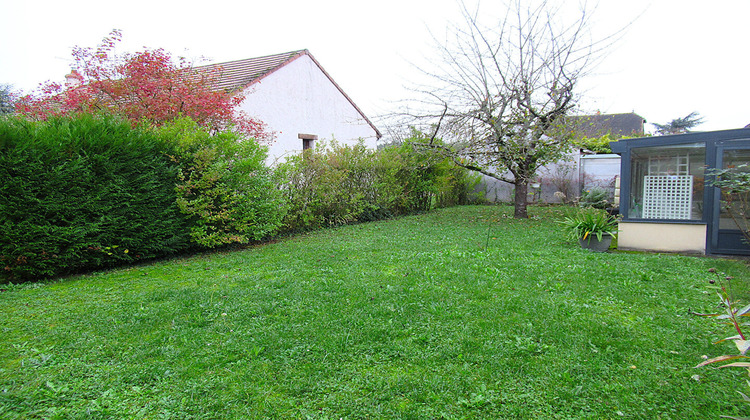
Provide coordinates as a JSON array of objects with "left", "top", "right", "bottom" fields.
[
  {"left": 568, "top": 113, "right": 646, "bottom": 139},
  {"left": 192, "top": 50, "right": 306, "bottom": 92}
]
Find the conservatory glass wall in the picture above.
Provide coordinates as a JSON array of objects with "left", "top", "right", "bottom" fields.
[
  {"left": 612, "top": 127, "right": 750, "bottom": 255},
  {"left": 718, "top": 149, "right": 750, "bottom": 230},
  {"left": 627, "top": 142, "right": 706, "bottom": 221}
]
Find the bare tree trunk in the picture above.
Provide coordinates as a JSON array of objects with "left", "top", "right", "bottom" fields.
[
  {"left": 404, "top": 0, "right": 613, "bottom": 219},
  {"left": 514, "top": 180, "right": 528, "bottom": 218}
]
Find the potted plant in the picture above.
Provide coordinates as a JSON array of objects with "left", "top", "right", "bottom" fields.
[{"left": 560, "top": 208, "right": 619, "bottom": 252}]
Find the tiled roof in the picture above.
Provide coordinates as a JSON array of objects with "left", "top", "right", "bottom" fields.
[
  {"left": 192, "top": 50, "right": 381, "bottom": 139},
  {"left": 193, "top": 50, "right": 306, "bottom": 92},
  {"left": 568, "top": 113, "right": 646, "bottom": 139}
]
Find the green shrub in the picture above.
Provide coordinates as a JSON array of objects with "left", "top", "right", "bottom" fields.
[
  {"left": 0, "top": 114, "right": 191, "bottom": 282},
  {"left": 276, "top": 140, "right": 479, "bottom": 233},
  {"left": 0, "top": 114, "right": 475, "bottom": 281},
  {"left": 573, "top": 133, "right": 617, "bottom": 154},
  {"left": 162, "top": 118, "right": 285, "bottom": 248},
  {"left": 277, "top": 142, "right": 379, "bottom": 232},
  {"left": 573, "top": 133, "right": 651, "bottom": 154},
  {"left": 579, "top": 186, "right": 613, "bottom": 209},
  {"left": 379, "top": 140, "right": 480, "bottom": 212}
]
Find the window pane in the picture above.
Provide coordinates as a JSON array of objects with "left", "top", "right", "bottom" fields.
[
  {"left": 719, "top": 149, "right": 750, "bottom": 230},
  {"left": 629, "top": 143, "right": 705, "bottom": 220}
]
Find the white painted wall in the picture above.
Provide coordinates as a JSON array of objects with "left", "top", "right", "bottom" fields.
[
  {"left": 237, "top": 54, "right": 379, "bottom": 164},
  {"left": 580, "top": 154, "right": 620, "bottom": 189}
]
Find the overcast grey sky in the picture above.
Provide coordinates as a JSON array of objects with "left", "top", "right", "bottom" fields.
[{"left": 2, "top": 0, "right": 748, "bottom": 134}]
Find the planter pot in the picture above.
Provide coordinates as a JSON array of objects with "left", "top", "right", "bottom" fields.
[{"left": 578, "top": 234, "right": 614, "bottom": 252}]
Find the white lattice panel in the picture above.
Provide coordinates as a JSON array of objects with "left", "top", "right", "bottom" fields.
[{"left": 642, "top": 175, "right": 693, "bottom": 219}]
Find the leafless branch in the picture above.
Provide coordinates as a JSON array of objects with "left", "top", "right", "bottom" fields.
[{"left": 399, "top": 0, "right": 624, "bottom": 217}]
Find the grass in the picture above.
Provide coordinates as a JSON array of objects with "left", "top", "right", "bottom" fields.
[{"left": 1, "top": 204, "right": 750, "bottom": 419}]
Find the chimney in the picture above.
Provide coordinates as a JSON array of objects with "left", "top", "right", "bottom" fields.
[{"left": 65, "top": 70, "right": 82, "bottom": 86}]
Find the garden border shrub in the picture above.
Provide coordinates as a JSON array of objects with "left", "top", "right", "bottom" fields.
[
  {"left": 276, "top": 140, "right": 480, "bottom": 233},
  {"left": 1, "top": 117, "right": 479, "bottom": 282},
  {"left": 0, "top": 114, "right": 191, "bottom": 281}
]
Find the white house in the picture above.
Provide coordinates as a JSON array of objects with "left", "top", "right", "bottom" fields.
[{"left": 195, "top": 50, "right": 381, "bottom": 163}]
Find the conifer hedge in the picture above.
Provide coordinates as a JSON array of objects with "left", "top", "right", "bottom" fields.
[
  {"left": 0, "top": 115, "right": 478, "bottom": 283},
  {"left": 0, "top": 115, "right": 191, "bottom": 281}
]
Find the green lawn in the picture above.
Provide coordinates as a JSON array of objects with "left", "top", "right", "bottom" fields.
[{"left": 2, "top": 205, "right": 749, "bottom": 419}]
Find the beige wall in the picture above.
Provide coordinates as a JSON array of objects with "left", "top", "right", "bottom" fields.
[{"left": 617, "top": 222, "right": 707, "bottom": 254}]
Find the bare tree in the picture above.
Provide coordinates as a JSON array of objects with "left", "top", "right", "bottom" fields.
[{"left": 407, "top": 0, "right": 609, "bottom": 218}]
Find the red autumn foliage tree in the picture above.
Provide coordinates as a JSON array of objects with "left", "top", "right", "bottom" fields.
[{"left": 16, "top": 30, "right": 271, "bottom": 142}]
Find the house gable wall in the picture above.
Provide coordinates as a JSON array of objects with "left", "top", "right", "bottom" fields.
[{"left": 237, "top": 54, "right": 378, "bottom": 163}]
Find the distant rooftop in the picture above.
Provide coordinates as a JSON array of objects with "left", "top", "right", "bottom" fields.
[{"left": 568, "top": 112, "right": 647, "bottom": 139}]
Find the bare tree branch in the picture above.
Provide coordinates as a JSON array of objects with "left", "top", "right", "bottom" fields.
[{"left": 404, "top": 0, "right": 617, "bottom": 218}]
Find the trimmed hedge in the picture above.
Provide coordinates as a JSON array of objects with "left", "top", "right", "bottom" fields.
[
  {"left": 0, "top": 115, "right": 191, "bottom": 281},
  {"left": 0, "top": 116, "right": 479, "bottom": 282}
]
